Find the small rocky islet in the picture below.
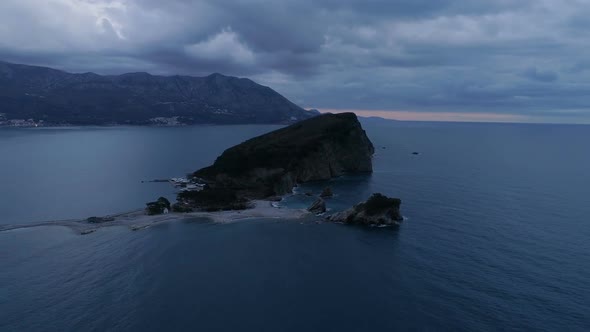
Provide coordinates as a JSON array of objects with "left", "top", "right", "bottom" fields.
[
  {"left": 155, "top": 112, "right": 403, "bottom": 227},
  {"left": 327, "top": 193, "right": 403, "bottom": 226}
]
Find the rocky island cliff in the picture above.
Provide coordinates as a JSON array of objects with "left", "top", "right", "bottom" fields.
[{"left": 175, "top": 112, "right": 375, "bottom": 211}]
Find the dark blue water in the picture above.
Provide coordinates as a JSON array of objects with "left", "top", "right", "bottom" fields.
[
  {"left": 0, "top": 125, "right": 281, "bottom": 224},
  {"left": 1, "top": 121, "right": 589, "bottom": 331}
]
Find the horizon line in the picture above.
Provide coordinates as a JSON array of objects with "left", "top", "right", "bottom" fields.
[{"left": 317, "top": 109, "right": 590, "bottom": 125}]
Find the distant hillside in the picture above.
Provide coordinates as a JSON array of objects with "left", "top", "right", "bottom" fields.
[{"left": 0, "top": 61, "right": 317, "bottom": 126}]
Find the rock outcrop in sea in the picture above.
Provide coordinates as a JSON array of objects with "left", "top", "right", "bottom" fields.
[
  {"left": 176, "top": 112, "right": 375, "bottom": 211},
  {"left": 308, "top": 198, "right": 327, "bottom": 214},
  {"left": 327, "top": 193, "right": 403, "bottom": 226},
  {"left": 146, "top": 197, "right": 171, "bottom": 215},
  {"left": 320, "top": 187, "right": 333, "bottom": 198}
]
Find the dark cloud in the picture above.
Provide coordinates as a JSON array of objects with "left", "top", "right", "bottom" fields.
[{"left": 0, "top": 0, "right": 589, "bottom": 122}]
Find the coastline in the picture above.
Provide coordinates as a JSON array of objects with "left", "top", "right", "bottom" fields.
[{"left": 0, "top": 200, "right": 311, "bottom": 235}]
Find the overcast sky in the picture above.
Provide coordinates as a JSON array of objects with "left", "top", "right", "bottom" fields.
[{"left": 1, "top": 0, "right": 590, "bottom": 123}]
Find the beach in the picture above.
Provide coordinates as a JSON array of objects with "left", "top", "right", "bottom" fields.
[{"left": 0, "top": 200, "right": 311, "bottom": 235}]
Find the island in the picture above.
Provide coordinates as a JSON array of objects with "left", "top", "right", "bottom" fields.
[
  {"left": 172, "top": 112, "right": 375, "bottom": 212},
  {"left": 0, "top": 113, "right": 403, "bottom": 234},
  {"left": 168, "top": 112, "right": 403, "bottom": 226}
]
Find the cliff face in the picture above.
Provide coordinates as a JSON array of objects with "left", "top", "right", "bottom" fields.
[
  {"left": 0, "top": 61, "right": 316, "bottom": 125},
  {"left": 193, "top": 112, "right": 374, "bottom": 198}
]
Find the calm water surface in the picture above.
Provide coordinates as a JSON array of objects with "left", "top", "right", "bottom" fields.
[{"left": 1, "top": 121, "right": 589, "bottom": 331}]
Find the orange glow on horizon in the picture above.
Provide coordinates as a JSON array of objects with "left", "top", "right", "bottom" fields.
[{"left": 319, "top": 109, "right": 530, "bottom": 123}]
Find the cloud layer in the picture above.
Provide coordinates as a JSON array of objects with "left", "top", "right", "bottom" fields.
[{"left": 1, "top": 0, "right": 590, "bottom": 122}]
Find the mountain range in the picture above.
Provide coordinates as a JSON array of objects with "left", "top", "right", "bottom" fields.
[{"left": 0, "top": 61, "right": 318, "bottom": 126}]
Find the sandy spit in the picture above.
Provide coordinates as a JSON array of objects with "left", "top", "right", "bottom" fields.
[{"left": 0, "top": 200, "right": 311, "bottom": 235}]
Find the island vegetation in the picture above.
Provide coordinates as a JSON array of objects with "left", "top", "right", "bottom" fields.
[{"left": 172, "top": 112, "right": 376, "bottom": 212}]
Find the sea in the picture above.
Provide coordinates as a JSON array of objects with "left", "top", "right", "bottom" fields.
[{"left": 0, "top": 120, "right": 589, "bottom": 331}]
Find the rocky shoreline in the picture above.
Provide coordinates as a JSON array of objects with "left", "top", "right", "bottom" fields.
[
  {"left": 141, "top": 113, "right": 404, "bottom": 228},
  {"left": 0, "top": 113, "right": 404, "bottom": 235},
  {"left": 0, "top": 191, "right": 403, "bottom": 235}
]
